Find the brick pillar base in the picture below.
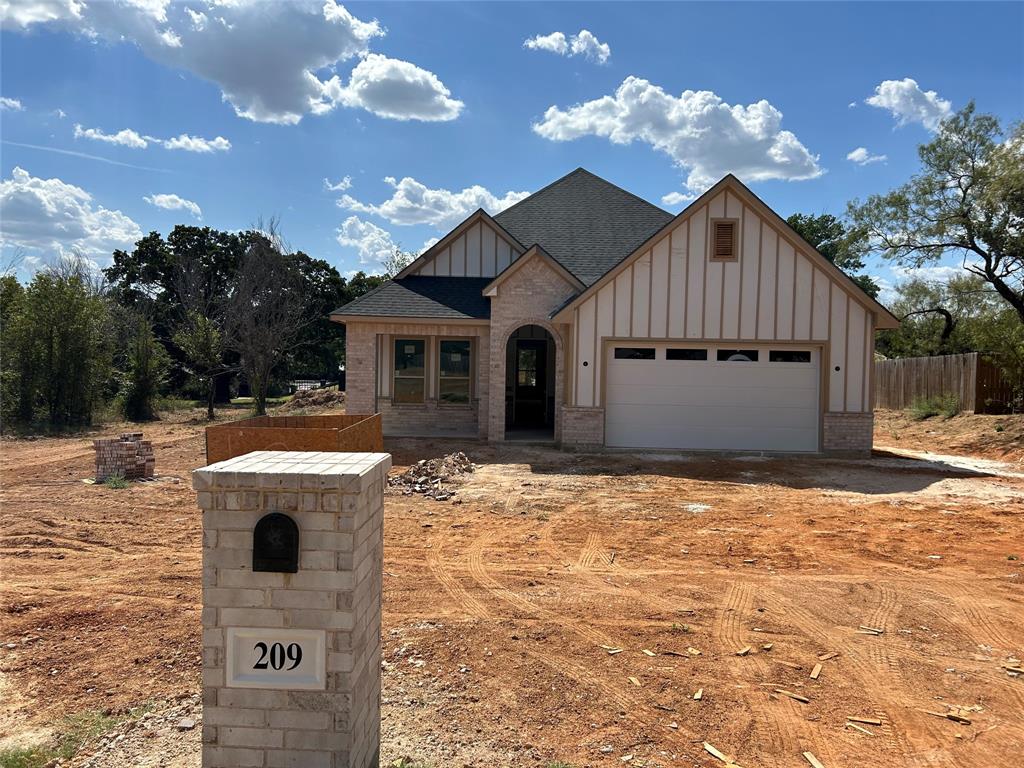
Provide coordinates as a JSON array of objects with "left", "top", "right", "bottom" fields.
[{"left": 822, "top": 411, "right": 873, "bottom": 457}]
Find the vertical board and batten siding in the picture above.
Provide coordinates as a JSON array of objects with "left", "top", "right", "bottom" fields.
[
  {"left": 412, "top": 220, "right": 522, "bottom": 277},
  {"left": 570, "top": 189, "right": 877, "bottom": 414}
]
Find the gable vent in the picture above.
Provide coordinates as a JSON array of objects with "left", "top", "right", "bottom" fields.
[{"left": 712, "top": 219, "right": 737, "bottom": 259}]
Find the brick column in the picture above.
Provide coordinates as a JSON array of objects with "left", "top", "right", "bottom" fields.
[
  {"left": 194, "top": 450, "right": 391, "bottom": 768},
  {"left": 344, "top": 324, "right": 378, "bottom": 416}
]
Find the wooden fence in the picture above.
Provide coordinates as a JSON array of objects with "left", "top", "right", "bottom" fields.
[
  {"left": 874, "top": 352, "right": 1019, "bottom": 413},
  {"left": 205, "top": 413, "right": 383, "bottom": 465}
]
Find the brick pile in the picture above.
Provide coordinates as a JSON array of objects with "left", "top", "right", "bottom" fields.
[{"left": 94, "top": 432, "right": 155, "bottom": 481}]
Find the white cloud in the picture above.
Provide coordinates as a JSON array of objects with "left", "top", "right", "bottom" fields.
[
  {"left": 53, "top": 108, "right": 67, "bottom": 119},
  {"left": 161, "top": 133, "right": 230, "bottom": 152},
  {"left": 1, "top": 96, "right": 24, "bottom": 111},
  {"left": 419, "top": 236, "right": 440, "bottom": 253},
  {"left": 74, "top": 123, "right": 149, "bottom": 148},
  {"left": 865, "top": 78, "right": 952, "bottom": 131},
  {"left": 144, "top": 192, "right": 202, "bottom": 219},
  {"left": 336, "top": 176, "right": 530, "bottom": 229},
  {"left": 324, "top": 175, "right": 353, "bottom": 192},
  {"left": 322, "top": 54, "right": 464, "bottom": 122},
  {"left": 846, "top": 146, "right": 887, "bottom": 166},
  {"left": 336, "top": 215, "right": 397, "bottom": 266},
  {"left": 0, "top": 166, "right": 142, "bottom": 256},
  {"left": 660, "top": 191, "right": 696, "bottom": 207},
  {"left": 847, "top": 101, "right": 857, "bottom": 109},
  {"left": 74, "top": 123, "right": 230, "bottom": 152},
  {"left": 2, "top": 2, "right": 461, "bottom": 125},
  {"left": 524, "top": 29, "right": 610, "bottom": 64},
  {"left": 534, "top": 77, "right": 822, "bottom": 194}
]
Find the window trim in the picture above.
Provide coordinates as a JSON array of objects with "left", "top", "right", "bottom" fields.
[
  {"left": 392, "top": 337, "right": 427, "bottom": 405},
  {"left": 708, "top": 217, "right": 740, "bottom": 262},
  {"left": 437, "top": 336, "right": 474, "bottom": 407}
]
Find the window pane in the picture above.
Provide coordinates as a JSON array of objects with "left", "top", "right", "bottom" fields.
[
  {"left": 614, "top": 347, "right": 656, "bottom": 360},
  {"left": 666, "top": 348, "right": 708, "bottom": 361},
  {"left": 717, "top": 349, "right": 759, "bottom": 362},
  {"left": 440, "top": 340, "right": 471, "bottom": 377},
  {"left": 393, "top": 377, "right": 424, "bottom": 403},
  {"left": 517, "top": 370, "right": 537, "bottom": 387},
  {"left": 394, "top": 339, "right": 424, "bottom": 376},
  {"left": 439, "top": 378, "right": 470, "bottom": 404},
  {"left": 769, "top": 350, "right": 811, "bottom": 363}
]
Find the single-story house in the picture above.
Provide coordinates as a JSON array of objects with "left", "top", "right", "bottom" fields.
[{"left": 331, "top": 168, "right": 898, "bottom": 455}]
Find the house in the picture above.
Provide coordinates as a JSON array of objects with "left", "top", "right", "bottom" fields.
[{"left": 331, "top": 169, "right": 898, "bottom": 455}]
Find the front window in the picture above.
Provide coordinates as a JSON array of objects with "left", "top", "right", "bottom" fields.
[
  {"left": 393, "top": 339, "right": 425, "bottom": 403},
  {"left": 439, "top": 339, "right": 471, "bottom": 404},
  {"left": 517, "top": 347, "right": 538, "bottom": 386}
]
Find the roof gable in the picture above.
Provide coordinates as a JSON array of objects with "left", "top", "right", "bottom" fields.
[
  {"left": 482, "top": 244, "right": 584, "bottom": 296},
  {"left": 493, "top": 168, "right": 673, "bottom": 286}
]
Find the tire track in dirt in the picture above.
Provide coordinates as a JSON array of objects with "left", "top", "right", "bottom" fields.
[
  {"left": 425, "top": 539, "right": 489, "bottom": 621},
  {"left": 941, "top": 580, "right": 1020, "bottom": 653}
]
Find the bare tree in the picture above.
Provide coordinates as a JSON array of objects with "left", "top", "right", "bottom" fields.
[{"left": 224, "top": 221, "right": 309, "bottom": 416}]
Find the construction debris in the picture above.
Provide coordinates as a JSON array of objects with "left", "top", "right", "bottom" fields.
[
  {"left": 387, "top": 452, "right": 475, "bottom": 500},
  {"left": 857, "top": 625, "right": 884, "bottom": 635},
  {"left": 810, "top": 663, "right": 822, "bottom": 680},
  {"left": 817, "top": 651, "right": 839, "bottom": 661},
  {"left": 94, "top": 432, "right": 155, "bottom": 481},
  {"left": 846, "top": 722, "right": 874, "bottom": 736},
  {"left": 736, "top": 646, "right": 752, "bottom": 656},
  {"left": 774, "top": 689, "right": 810, "bottom": 703},
  {"left": 703, "top": 742, "right": 741, "bottom": 767},
  {"left": 642, "top": 649, "right": 656, "bottom": 657},
  {"left": 802, "top": 751, "right": 826, "bottom": 768},
  {"left": 761, "top": 643, "right": 774, "bottom": 651},
  {"left": 847, "top": 716, "right": 882, "bottom": 726},
  {"left": 283, "top": 387, "right": 345, "bottom": 410},
  {"left": 776, "top": 660, "right": 802, "bottom": 670},
  {"left": 628, "top": 676, "right": 641, "bottom": 687},
  {"left": 923, "top": 710, "right": 972, "bottom": 725},
  {"left": 693, "top": 688, "right": 703, "bottom": 701}
]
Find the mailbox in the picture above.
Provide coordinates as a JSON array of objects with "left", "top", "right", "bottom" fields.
[{"left": 252, "top": 512, "right": 299, "bottom": 573}]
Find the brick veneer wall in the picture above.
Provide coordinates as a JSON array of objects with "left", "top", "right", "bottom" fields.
[
  {"left": 487, "top": 255, "right": 577, "bottom": 442},
  {"left": 344, "top": 325, "right": 377, "bottom": 417},
  {"left": 194, "top": 450, "right": 391, "bottom": 768},
  {"left": 377, "top": 397, "right": 480, "bottom": 437},
  {"left": 822, "top": 411, "right": 873, "bottom": 456},
  {"left": 561, "top": 406, "right": 605, "bottom": 450}
]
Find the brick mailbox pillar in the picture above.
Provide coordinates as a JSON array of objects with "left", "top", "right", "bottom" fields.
[{"left": 193, "top": 450, "right": 391, "bottom": 768}]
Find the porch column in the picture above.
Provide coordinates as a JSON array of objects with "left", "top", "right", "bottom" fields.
[{"left": 345, "top": 324, "right": 378, "bottom": 416}]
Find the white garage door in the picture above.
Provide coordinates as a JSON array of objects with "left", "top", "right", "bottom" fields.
[{"left": 604, "top": 344, "right": 820, "bottom": 452}]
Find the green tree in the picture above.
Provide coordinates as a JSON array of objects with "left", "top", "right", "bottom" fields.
[
  {"left": 1, "top": 259, "right": 112, "bottom": 429},
  {"left": 849, "top": 103, "right": 1024, "bottom": 323},
  {"left": 120, "top": 313, "right": 170, "bottom": 421},
  {"left": 786, "top": 213, "right": 879, "bottom": 297}
]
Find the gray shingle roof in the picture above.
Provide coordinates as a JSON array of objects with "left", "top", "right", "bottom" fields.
[
  {"left": 332, "top": 276, "right": 491, "bottom": 320},
  {"left": 494, "top": 168, "right": 673, "bottom": 286}
]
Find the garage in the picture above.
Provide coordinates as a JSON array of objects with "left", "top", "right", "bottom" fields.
[{"left": 604, "top": 344, "right": 820, "bottom": 452}]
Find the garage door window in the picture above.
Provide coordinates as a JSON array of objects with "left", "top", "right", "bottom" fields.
[
  {"left": 769, "top": 350, "right": 812, "bottom": 363},
  {"left": 614, "top": 347, "right": 656, "bottom": 360},
  {"left": 666, "top": 348, "right": 708, "bottom": 361},
  {"left": 716, "top": 349, "right": 758, "bottom": 362}
]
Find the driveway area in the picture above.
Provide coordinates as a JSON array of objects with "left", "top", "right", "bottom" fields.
[{"left": 1, "top": 412, "right": 1022, "bottom": 767}]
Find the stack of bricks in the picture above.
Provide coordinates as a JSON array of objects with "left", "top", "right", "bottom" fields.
[
  {"left": 194, "top": 450, "right": 391, "bottom": 768},
  {"left": 94, "top": 432, "right": 155, "bottom": 481}
]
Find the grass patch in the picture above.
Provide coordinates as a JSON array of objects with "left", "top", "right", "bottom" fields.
[
  {"left": 909, "top": 393, "right": 961, "bottom": 421},
  {"left": 103, "top": 472, "right": 130, "bottom": 490},
  {"left": 0, "top": 705, "right": 153, "bottom": 768}
]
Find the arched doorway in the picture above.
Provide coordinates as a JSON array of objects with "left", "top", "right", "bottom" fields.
[{"left": 505, "top": 324, "right": 556, "bottom": 439}]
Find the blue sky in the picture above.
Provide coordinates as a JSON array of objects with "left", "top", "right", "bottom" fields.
[{"left": 1, "top": 1, "right": 1021, "bottom": 302}]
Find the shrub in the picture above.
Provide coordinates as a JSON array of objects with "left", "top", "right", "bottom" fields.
[
  {"left": 938, "top": 392, "right": 961, "bottom": 419},
  {"left": 909, "top": 393, "right": 960, "bottom": 421},
  {"left": 103, "top": 472, "right": 129, "bottom": 489}
]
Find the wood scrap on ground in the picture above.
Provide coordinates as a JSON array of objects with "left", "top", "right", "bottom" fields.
[
  {"left": 775, "top": 660, "right": 802, "bottom": 670},
  {"left": 857, "top": 625, "right": 884, "bottom": 635},
  {"left": 923, "top": 710, "right": 972, "bottom": 725},
  {"left": 703, "top": 741, "right": 743, "bottom": 767},
  {"left": 846, "top": 722, "right": 874, "bottom": 736},
  {"left": 803, "top": 751, "right": 826, "bottom": 768},
  {"left": 810, "top": 663, "right": 822, "bottom": 680},
  {"left": 847, "top": 716, "right": 882, "bottom": 725},
  {"left": 642, "top": 649, "right": 656, "bottom": 657},
  {"left": 736, "top": 645, "right": 752, "bottom": 656},
  {"left": 774, "top": 689, "right": 810, "bottom": 703},
  {"left": 817, "top": 651, "right": 839, "bottom": 661},
  {"left": 693, "top": 688, "right": 703, "bottom": 700},
  {"left": 762, "top": 643, "right": 773, "bottom": 651},
  {"left": 628, "top": 676, "right": 641, "bottom": 687}
]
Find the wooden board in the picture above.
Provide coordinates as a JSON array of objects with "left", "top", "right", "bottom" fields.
[{"left": 205, "top": 413, "right": 383, "bottom": 464}]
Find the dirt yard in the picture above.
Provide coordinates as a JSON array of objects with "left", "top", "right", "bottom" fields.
[{"left": 2, "top": 409, "right": 1023, "bottom": 767}]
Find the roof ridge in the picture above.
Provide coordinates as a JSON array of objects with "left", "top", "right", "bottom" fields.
[
  {"left": 571, "top": 167, "right": 673, "bottom": 218},
  {"left": 491, "top": 167, "right": 589, "bottom": 220}
]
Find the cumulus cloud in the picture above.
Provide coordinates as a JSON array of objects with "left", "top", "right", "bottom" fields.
[
  {"left": 2, "top": 2, "right": 463, "bottom": 125},
  {"left": 324, "top": 175, "right": 353, "bottom": 192},
  {"left": 533, "top": 77, "right": 822, "bottom": 194},
  {"left": 336, "top": 176, "right": 530, "bottom": 229},
  {"left": 144, "top": 192, "right": 202, "bottom": 219},
  {"left": 524, "top": 29, "right": 610, "bottom": 63},
  {"left": 336, "top": 215, "right": 398, "bottom": 266},
  {"left": 1, "top": 96, "right": 24, "bottom": 111},
  {"left": 660, "top": 191, "right": 696, "bottom": 207},
  {"left": 846, "top": 147, "right": 887, "bottom": 166},
  {"left": 0, "top": 166, "right": 142, "bottom": 256},
  {"left": 74, "top": 123, "right": 231, "bottom": 152},
  {"left": 865, "top": 78, "right": 952, "bottom": 131},
  {"left": 321, "top": 54, "right": 464, "bottom": 122}
]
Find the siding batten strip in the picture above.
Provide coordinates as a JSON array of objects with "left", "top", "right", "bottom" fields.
[
  {"left": 772, "top": 233, "right": 780, "bottom": 339},
  {"left": 647, "top": 251, "right": 654, "bottom": 337},
  {"left": 701, "top": 205, "right": 709, "bottom": 338},
  {"left": 791, "top": 250, "right": 798, "bottom": 340},
  {"left": 843, "top": 297, "right": 851, "bottom": 412},
  {"left": 719, "top": 193, "right": 728, "bottom": 337},
  {"left": 683, "top": 219, "right": 690, "bottom": 338},
  {"left": 736, "top": 205, "right": 745, "bottom": 339},
  {"left": 755, "top": 219, "right": 763, "bottom": 339},
  {"left": 666, "top": 230, "right": 673, "bottom": 335},
  {"left": 574, "top": 307, "right": 580, "bottom": 405}
]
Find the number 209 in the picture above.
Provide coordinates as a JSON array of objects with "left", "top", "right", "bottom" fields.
[{"left": 253, "top": 641, "right": 302, "bottom": 671}]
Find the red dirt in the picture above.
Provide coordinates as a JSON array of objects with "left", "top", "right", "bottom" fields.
[{"left": 2, "top": 409, "right": 1023, "bottom": 767}]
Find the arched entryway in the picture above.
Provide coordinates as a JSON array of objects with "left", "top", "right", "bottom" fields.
[{"left": 505, "top": 324, "right": 556, "bottom": 440}]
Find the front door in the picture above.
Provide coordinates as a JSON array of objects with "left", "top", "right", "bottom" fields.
[{"left": 513, "top": 340, "right": 547, "bottom": 428}]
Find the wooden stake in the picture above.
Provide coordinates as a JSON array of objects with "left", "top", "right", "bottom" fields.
[
  {"left": 774, "top": 689, "right": 810, "bottom": 703},
  {"left": 846, "top": 722, "right": 874, "bottom": 736},
  {"left": 810, "top": 663, "right": 822, "bottom": 680},
  {"left": 847, "top": 716, "right": 882, "bottom": 726},
  {"left": 858, "top": 625, "right": 884, "bottom": 634},
  {"left": 803, "top": 751, "right": 826, "bottom": 768}
]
